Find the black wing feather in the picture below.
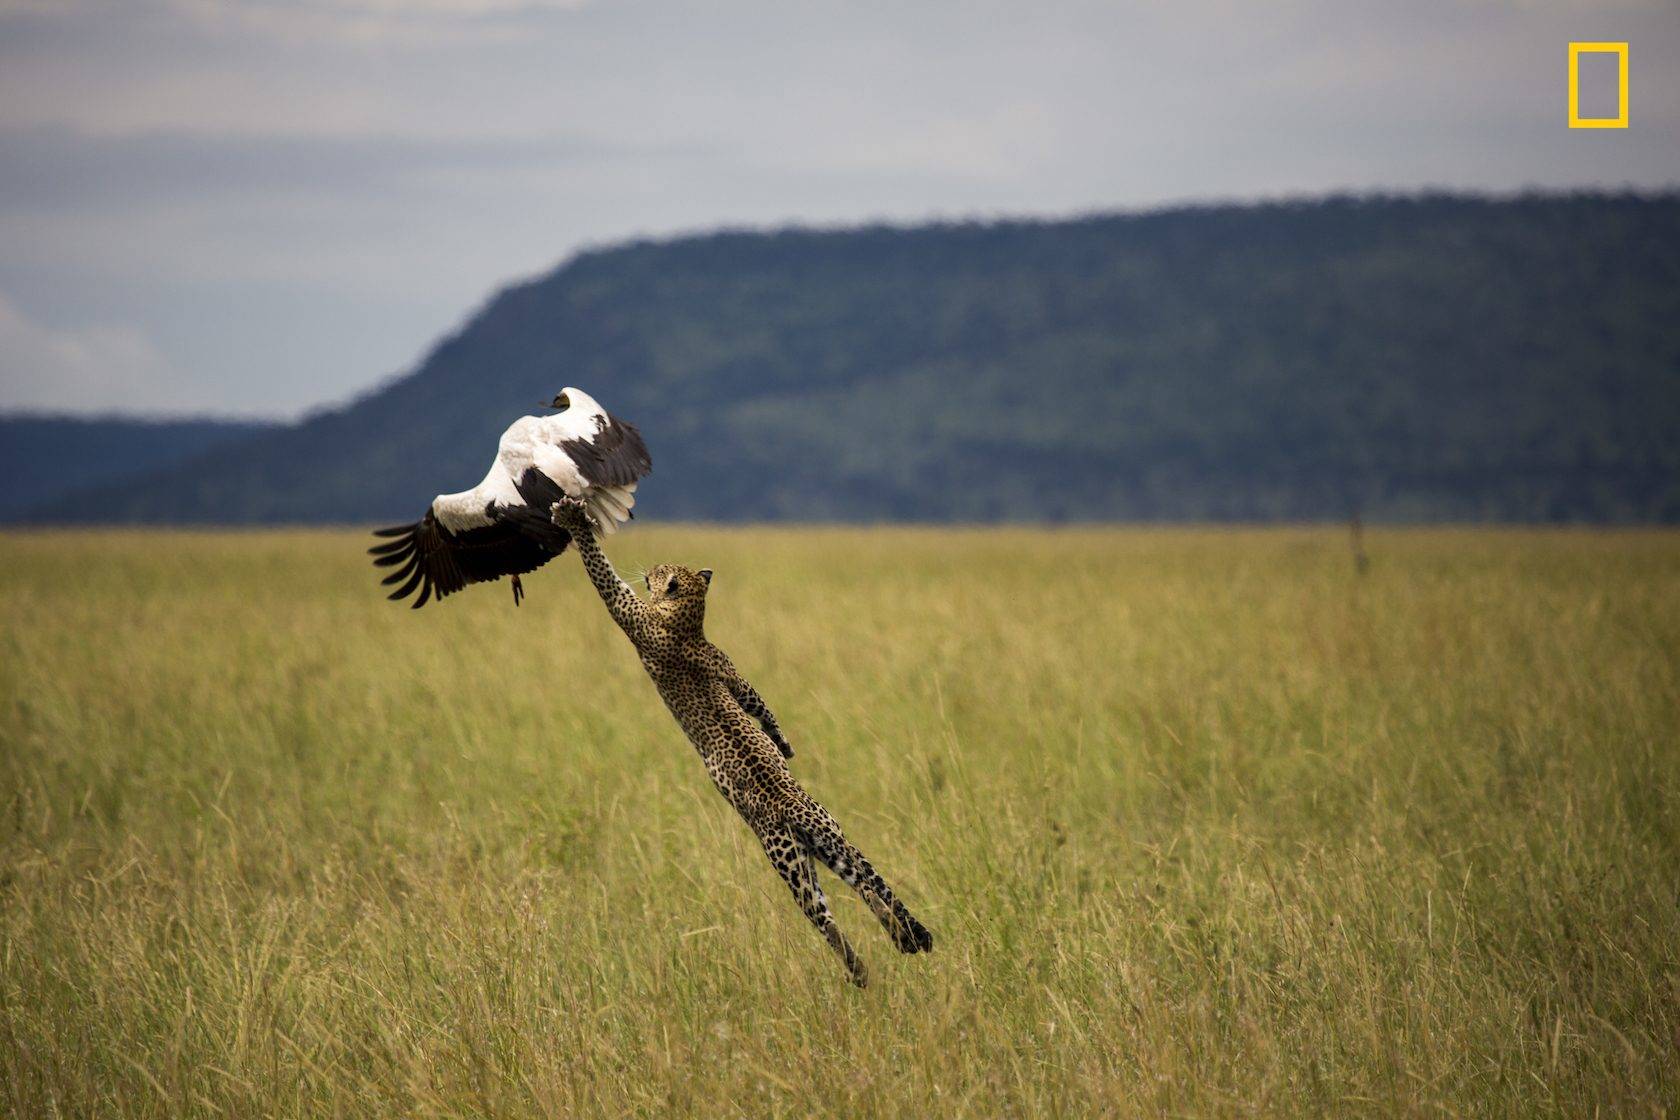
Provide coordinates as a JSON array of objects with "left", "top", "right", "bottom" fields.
[
  {"left": 367, "top": 508, "right": 570, "bottom": 609},
  {"left": 559, "top": 412, "right": 652, "bottom": 488}
]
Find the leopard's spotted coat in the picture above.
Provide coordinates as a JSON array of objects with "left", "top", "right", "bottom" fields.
[{"left": 551, "top": 497, "right": 932, "bottom": 986}]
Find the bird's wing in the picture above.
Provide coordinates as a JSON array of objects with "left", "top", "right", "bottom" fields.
[
  {"left": 524, "top": 391, "right": 652, "bottom": 534},
  {"left": 557, "top": 408, "right": 648, "bottom": 486},
  {"left": 527, "top": 391, "right": 653, "bottom": 491},
  {"left": 368, "top": 507, "right": 568, "bottom": 609},
  {"left": 556, "top": 409, "right": 652, "bottom": 488}
]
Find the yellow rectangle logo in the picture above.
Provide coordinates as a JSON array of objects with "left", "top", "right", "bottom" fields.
[{"left": 1568, "top": 42, "right": 1629, "bottom": 128}]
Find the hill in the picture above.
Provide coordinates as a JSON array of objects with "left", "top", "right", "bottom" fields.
[
  {"left": 24, "top": 193, "right": 1680, "bottom": 524},
  {"left": 0, "top": 415, "right": 277, "bottom": 522}
]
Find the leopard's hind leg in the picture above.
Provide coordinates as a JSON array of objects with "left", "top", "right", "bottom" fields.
[
  {"left": 796, "top": 802, "right": 933, "bottom": 955},
  {"left": 757, "top": 826, "right": 868, "bottom": 987}
]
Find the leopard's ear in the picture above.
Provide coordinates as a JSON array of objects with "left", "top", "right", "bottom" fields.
[{"left": 697, "top": 568, "right": 713, "bottom": 586}]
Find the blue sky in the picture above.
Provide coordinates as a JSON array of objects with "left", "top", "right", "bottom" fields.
[{"left": 1, "top": 0, "right": 1675, "bottom": 417}]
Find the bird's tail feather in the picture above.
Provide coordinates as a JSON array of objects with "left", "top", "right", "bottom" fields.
[{"left": 587, "top": 485, "right": 636, "bottom": 534}]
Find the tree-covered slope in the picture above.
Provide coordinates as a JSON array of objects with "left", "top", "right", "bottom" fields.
[
  {"left": 0, "top": 415, "right": 276, "bottom": 522},
  {"left": 36, "top": 193, "right": 1680, "bottom": 524}
]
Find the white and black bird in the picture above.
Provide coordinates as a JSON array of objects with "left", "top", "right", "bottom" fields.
[{"left": 368, "top": 387, "right": 651, "bottom": 608}]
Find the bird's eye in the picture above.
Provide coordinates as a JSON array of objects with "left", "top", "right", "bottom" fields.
[{"left": 666, "top": 577, "right": 679, "bottom": 595}]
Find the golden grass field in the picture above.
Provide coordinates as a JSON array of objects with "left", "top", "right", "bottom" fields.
[{"left": 1, "top": 527, "right": 1677, "bottom": 1117}]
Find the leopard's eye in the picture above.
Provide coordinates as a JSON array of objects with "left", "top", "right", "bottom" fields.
[{"left": 666, "top": 577, "right": 679, "bottom": 595}]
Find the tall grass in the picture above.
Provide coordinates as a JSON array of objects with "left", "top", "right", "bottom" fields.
[{"left": 2, "top": 527, "right": 1676, "bottom": 1117}]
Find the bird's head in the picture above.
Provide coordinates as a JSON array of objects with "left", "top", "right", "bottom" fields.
[
  {"left": 645, "top": 563, "right": 712, "bottom": 632},
  {"left": 545, "top": 386, "right": 600, "bottom": 413}
]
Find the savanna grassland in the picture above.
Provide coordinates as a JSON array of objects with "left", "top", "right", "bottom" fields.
[{"left": 1, "top": 527, "right": 1676, "bottom": 1118}]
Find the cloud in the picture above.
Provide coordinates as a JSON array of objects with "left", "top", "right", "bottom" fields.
[
  {"left": 283, "top": 0, "right": 592, "bottom": 12},
  {"left": 0, "top": 293, "right": 188, "bottom": 411},
  {"left": 0, "top": 126, "right": 633, "bottom": 211},
  {"left": 3, "top": 0, "right": 593, "bottom": 19},
  {"left": 1, "top": 0, "right": 596, "bottom": 51},
  {"left": 0, "top": 0, "right": 1676, "bottom": 416},
  {"left": 161, "top": 0, "right": 595, "bottom": 45}
]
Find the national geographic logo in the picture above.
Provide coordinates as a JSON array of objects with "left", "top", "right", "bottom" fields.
[{"left": 1568, "top": 42, "right": 1628, "bottom": 129}]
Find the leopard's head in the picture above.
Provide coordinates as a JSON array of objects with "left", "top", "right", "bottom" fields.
[{"left": 646, "top": 563, "right": 712, "bottom": 632}]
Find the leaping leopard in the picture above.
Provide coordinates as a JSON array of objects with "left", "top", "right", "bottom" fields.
[{"left": 549, "top": 495, "right": 933, "bottom": 987}]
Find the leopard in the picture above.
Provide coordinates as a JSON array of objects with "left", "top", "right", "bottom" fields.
[{"left": 549, "top": 495, "right": 932, "bottom": 987}]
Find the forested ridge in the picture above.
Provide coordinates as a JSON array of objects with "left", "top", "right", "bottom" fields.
[
  {"left": 13, "top": 192, "right": 1679, "bottom": 524},
  {"left": 0, "top": 415, "right": 275, "bottom": 521}
]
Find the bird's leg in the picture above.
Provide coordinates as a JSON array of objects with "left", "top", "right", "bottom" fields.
[{"left": 511, "top": 574, "right": 524, "bottom": 606}]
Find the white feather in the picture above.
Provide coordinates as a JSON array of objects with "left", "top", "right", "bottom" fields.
[
  {"left": 431, "top": 457, "right": 520, "bottom": 531},
  {"left": 587, "top": 497, "right": 617, "bottom": 534},
  {"left": 594, "top": 487, "right": 632, "bottom": 521}
]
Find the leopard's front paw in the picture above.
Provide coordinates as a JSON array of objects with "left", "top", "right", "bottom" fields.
[{"left": 549, "top": 495, "right": 590, "bottom": 529}]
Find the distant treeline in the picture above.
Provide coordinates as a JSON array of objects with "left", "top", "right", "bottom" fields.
[
  {"left": 9, "top": 192, "right": 1680, "bottom": 524},
  {"left": 0, "top": 415, "right": 276, "bottom": 522}
]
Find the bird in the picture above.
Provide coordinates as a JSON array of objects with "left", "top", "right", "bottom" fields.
[{"left": 368, "top": 387, "right": 651, "bottom": 609}]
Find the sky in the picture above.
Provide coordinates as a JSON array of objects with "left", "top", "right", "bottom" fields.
[{"left": 1, "top": 0, "right": 1676, "bottom": 419}]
